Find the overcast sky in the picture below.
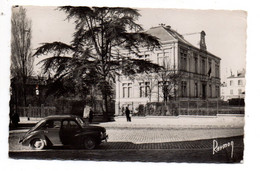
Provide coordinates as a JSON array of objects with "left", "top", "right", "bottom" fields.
[{"left": 22, "top": 6, "right": 247, "bottom": 81}]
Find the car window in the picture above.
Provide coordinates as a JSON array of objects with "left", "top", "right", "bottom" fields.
[
  {"left": 69, "top": 120, "right": 79, "bottom": 128},
  {"left": 62, "top": 120, "right": 69, "bottom": 128},
  {"left": 29, "top": 119, "right": 46, "bottom": 131},
  {"left": 62, "top": 120, "right": 79, "bottom": 129},
  {"left": 53, "top": 121, "right": 61, "bottom": 128},
  {"left": 45, "top": 120, "right": 61, "bottom": 129},
  {"left": 76, "top": 117, "right": 85, "bottom": 127}
]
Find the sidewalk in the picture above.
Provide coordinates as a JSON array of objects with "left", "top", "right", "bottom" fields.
[
  {"left": 99, "top": 114, "right": 244, "bottom": 129},
  {"left": 13, "top": 114, "right": 244, "bottom": 130}
]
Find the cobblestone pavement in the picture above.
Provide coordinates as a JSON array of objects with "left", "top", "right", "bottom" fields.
[
  {"left": 9, "top": 127, "right": 244, "bottom": 162},
  {"left": 104, "top": 128, "right": 243, "bottom": 144},
  {"left": 9, "top": 135, "right": 244, "bottom": 163},
  {"left": 9, "top": 128, "right": 243, "bottom": 151}
]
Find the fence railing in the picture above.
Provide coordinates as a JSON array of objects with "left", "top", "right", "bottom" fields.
[
  {"left": 17, "top": 104, "right": 56, "bottom": 118},
  {"left": 134, "top": 99, "right": 245, "bottom": 116}
]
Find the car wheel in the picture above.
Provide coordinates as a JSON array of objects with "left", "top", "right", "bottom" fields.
[
  {"left": 83, "top": 137, "right": 96, "bottom": 150},
  {"left": 30, "top": 138, "right": 45, "bottom": 150}
]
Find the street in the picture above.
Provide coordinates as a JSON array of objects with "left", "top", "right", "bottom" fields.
[{"left": 9, "top": 127, "right": 244, "bottom": 163}]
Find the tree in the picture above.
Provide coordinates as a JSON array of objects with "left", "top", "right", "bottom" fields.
[
  {"left": 33, "top": 6, "right": 161, "bottom": 120},
  {"left": 156, "top": 58, "right": 182, "bottom": 103},
  {"left": 11, "top": 6, "right": 34, "bottom": 106}
]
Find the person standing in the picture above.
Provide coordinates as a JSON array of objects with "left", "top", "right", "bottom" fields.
[
  {"left": 11, "top": 112, "right": 20, "bottom": 128},
  {"left": 83, "top": 104, "right": 89, "bottom": 119},
  {"left": 89, "top": 108, "right": 94, "bottom": 123},
  {"left": 125, "top": 107, "right": 131, "bottom": 122}
]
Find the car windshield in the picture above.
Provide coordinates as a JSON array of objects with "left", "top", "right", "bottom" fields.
[
  {"left": 76, "top": 117, "right": 87, "bottom": 127},
  {"left": 27, "top": 119, "right": 46, "bottom": 133}
]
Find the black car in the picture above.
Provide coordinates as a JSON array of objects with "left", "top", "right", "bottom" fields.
[{"left": 19, "top": 115, "right": 108, "bottom": 150}]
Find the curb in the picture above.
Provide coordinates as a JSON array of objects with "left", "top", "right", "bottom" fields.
[{"left": 9, "top": 124, "right": 243, "bottom": 134}]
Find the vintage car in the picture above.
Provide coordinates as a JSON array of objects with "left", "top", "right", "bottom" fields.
[{"left": 19, "top": 115, "right": 108, "bottom": 150}]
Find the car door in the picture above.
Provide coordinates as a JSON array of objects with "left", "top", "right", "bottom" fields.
[
  {"left": 43, "top": 120, "right": 62, "bottom": 145},
  {"left": 60, "top": 119, "right": 81, "bottom": 145}
]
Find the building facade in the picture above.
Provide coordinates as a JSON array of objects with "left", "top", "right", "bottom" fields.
[
  {"left": 221, "top": 69, "right": 245, "bottom": 101},
  {"left": 115, "top": 25, "right": 221, "bottom": 115}
]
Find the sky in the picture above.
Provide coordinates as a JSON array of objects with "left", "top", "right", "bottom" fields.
[
  {"left": 7, "top": 5, "right": 248, "bottom": 119},
  {"left": 20, "top": 6, "right": 247, "bottom": 81}
]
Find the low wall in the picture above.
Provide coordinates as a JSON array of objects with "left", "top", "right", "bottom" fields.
[{"left": 134, "top": 100, "right": 245, "bottom": 116}]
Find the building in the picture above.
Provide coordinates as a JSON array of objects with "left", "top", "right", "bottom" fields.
[
  {"left": 221, "top": 69, "right": 245, "bottom": 101},
  {"left": 115, "top": 25, "right": 221, "bottom": 115}
]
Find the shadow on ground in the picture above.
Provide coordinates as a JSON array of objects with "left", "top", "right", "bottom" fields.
[{"left": 9, "top": 135, "right": 243, "bottom": 163}]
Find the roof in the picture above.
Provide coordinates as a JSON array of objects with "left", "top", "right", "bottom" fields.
[
  {"left": 227, "top": 70, "right": 246, "bottom": 79},
  {"left": 45, "top": 115, "right": 80, "bottom": 120},
  {"left": 146, "top": 25, "right": 221, "bottom": 60},
  {"left": 227, "top": 75, "right": 245, "bottom": 79},
  {"left": 146, "top": 26, "right": 192, "bottom": 44}
]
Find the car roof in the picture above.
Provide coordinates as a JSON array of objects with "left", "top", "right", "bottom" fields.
[{"left": 44, "top": 115, "right": 80, "bottom": 120}]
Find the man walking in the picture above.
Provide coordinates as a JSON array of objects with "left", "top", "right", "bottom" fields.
[{"left": 125, "top": 107, "right": 131, "bottom": 122}]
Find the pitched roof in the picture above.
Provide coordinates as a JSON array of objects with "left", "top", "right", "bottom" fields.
[
  {"left": 146, "top": 25, "right": 221, "bottom": 60},
  {"left": 146, "top": 25, "right": 193, "bottom": 46}
]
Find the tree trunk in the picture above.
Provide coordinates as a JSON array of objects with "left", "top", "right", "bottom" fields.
[
  {"left": 102, "top": 93, "right": 109, "bottom": 121},
  {"left": 22, "top": 76, "right": 27, "bottom": 107}
]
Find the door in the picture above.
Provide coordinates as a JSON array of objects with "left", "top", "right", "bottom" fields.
[
  {"left": 43, "top": 120, "right": 62, "bottom": 145},
  {"left": 60, "top": 119, "right": 81, "bottom": 145}
]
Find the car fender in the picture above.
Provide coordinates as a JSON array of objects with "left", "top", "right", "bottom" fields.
[
  {"left": 21, "top": 132, "right": 47, "bottom": 146},
  {"left": 75, "top": 131, "right": 100, "bottom": 142},
  {"left": 75, "top": 131, "right": 99, "bottom": 137}
]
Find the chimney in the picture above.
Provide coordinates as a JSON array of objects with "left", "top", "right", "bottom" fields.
[{"left": 200, "top": 31, "right": 207, "bottom": 51}]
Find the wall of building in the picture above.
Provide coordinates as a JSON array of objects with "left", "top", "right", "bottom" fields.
[
  {"left": 115, "top": 29, "right": 221, "bottom": 115},
  {"left": 221, "top": 76, "right": 245, "bottom": 101}
]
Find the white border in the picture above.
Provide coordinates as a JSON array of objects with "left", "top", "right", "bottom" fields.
[{"left": 1, "top": 0, "right": 259, "bottom": 171}]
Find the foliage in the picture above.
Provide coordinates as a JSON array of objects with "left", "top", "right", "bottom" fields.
[{"left": 33, "top": 6, "right": 161, "bottom": 119}]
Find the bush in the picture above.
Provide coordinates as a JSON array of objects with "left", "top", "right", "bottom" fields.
[{"left": 228, "top": 98, "right": 245, "bottom": 106}]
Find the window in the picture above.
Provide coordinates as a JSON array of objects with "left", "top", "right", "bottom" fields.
[
  {"left": 194, "top": 53, "right": 198, "bottom": 73},
  {"left": 145, "top": 82, "right": 150, "bottom": 97},
  {"left": 158, "top": 52, "right": 170, "bottom": 67},
  {"left": 62, "top": 120, "right": 79, "bottom": 129},
  {"left": 216, "top": 86, "right": 220, "bottom": 98},
  {"left": 238, "top": 80, "right": 243, "bottom": 86},
  {"left": 45, "top": 120, "right": 61, "bottom": 129},
  {"left": 128, "top": 83, "right": 132, "bottom": 98},
  {"left": 208, "top": 60, "right": 212, "bottom": 76},
  {"left": 230, "top": 89, "right": 233, "bottom": 95},
  {"left": 180, "top": 48, "right": 188, "bottom": 71},
  {"left": 209, "top": 84, "right": 212, "bottom": 97},
  {"left": 215, "top": 63, "right": 220, "bottom": 78},
  {"left": 139, "top": 83, "right": 144, "bottom": 98},
  {"left": 194, "top": 82, "right": 198, "bottom": 97},
  {"left": 139, "top": 82, "right": 150, "bottom": 98},
  {"left": 201, "top": 58, "right": 206, "bottom": 74},
  {"left": 123, "top": 83, "right": 127, "bottom": 98},
  {"left": 139, "top": 53, "right": 150, "bottom": 60},
  {"left": 230, "top": 80, "right": 233, "bottom": 86},
  {"left": 122, "top": 83, "right": 132, "bottom": 98},
  {"left": 238, "top": 89, "right": 242, "bottom": 94},
  {"left": 181, "top": 81, "right": 187, "bottom": 97}
]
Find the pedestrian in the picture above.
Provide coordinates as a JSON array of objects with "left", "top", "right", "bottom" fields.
[
  {"left": 83, "top": 104, "right": 89, "bottom": 119},
  {"left": 11, "top": 112, "right": 20, "bottom": 128},
  {"left": 89, "top": 108, "right": 94, "bottom": 123},
  {"left": 125, "top": 107, "right": 131, "bottom": 122}
]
